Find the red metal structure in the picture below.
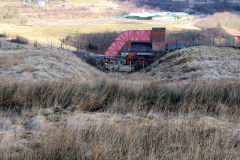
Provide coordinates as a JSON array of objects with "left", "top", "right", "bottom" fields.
[{"left": 105, "top": 30, "right": 152, "bottom": 57}]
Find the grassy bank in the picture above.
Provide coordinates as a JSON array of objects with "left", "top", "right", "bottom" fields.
[
  {"left": 0, "top": 79, "right": 239, "bottom": 159},
  {"left": 0, "top": 79, "right": 239, "bottom": 114},
  {"left": 4, "top": 112, "right": 238, "bottom": 159}
]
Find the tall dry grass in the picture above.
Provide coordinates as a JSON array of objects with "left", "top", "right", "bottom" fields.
[
  {"left": 0, "top": 54, "right": 27, "bottom": 69},
  {"left": 0, "top": 79, "right": 239, "bottom": 159},
  {"left": 1, "top": 112, "right": 239, "bottom": 159},
  {"left": 0, "top": 79, "right": 239, "bottom": 114}
]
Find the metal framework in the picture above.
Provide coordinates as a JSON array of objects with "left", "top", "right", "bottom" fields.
[{"left": 105, "top": 30, "right": 152, "bottom": 57}]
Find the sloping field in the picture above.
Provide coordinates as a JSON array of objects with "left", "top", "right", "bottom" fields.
[
  {"left": 143, "top": 46, "right": 240, "bottom": 80},
  {"left": 0, "top": 39, "right": 103, "bottom": 81},
  {"left": 195, "top": 12, "right": 240, "bottom": 33}
]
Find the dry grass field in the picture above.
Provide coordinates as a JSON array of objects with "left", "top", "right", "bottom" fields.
[
  {"left": 0, "top": 0, "right": 240, "bottom": 159},
  {"left": 0, "top": 39, "right": 240, "bottom": 159},
  {"left": 195, "top": 12, "right": 240, "bottom": 34},
  {"left": 0, "top": 79, "right": 239, "bottom": 159},
  {"left": 0, "top": 0, "right": 198, "bottom": 48}
]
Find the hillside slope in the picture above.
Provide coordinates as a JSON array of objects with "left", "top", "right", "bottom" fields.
[
  {"left": 143, "top": 46, "right": 240, "bottom": 80},
  {"left": 0, "top": 40, "right": 103, "bottom": 81},
  {"left": 127, "top": 0, "right": 240, "bottom": 13}
]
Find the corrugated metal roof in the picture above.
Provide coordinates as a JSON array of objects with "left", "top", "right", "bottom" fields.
[{"left": 233, "top": 33, "right": 240, "bottom": 36}]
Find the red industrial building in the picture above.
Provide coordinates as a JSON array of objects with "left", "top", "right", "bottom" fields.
[
  {"left": 105, "top": 28, "right": 167, "bottom": 64},
  {"left": 233, "top": 33, "right": 240, "bottom": 40}
]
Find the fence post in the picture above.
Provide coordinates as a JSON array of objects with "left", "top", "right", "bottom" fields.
[
  {"left": 233, "top": 37, "right": 235, "bottom": 47},
  {"left": 130, "top": 61, "right": 132, "bottom": 72},
  {"left": 212, "top": 36, "right": 215, "bottom": 46},
  {"left": 34, "top": 40, "right": 38, "bottom": 48},
  {"left": 192, "top": 35, "right": 195, "bottom": 46}
]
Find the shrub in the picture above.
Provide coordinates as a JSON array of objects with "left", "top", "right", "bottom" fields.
[
  {"left": 0, "top": 33, "right": 6, "bottom": 38},
  {"left": 87, "top": 43, "right": 98, "bottom": 51},
  {"left": 65, "top": 32, "right": 119, "bottom": 54},
  {"left": 10, "top": 36, "right": 29, "bottom": 44}
]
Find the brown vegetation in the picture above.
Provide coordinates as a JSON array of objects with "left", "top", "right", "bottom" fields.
[
  {"left": 10, "top": 36, "right": 29, "bottom": 44},
  {"left": 0, "top": 53, "right": 27, "bottom": 69},
  {"left": 143, "top": 46, "right": 240, "bottom": 80},
  {"left": 195, "top": 12, "right": 240, "bottom": 31},
  {"left": 0, "top": 79, "right": 240, "bottom": 114},
  {"left": 167, "top": 28, "right": 233, "bottom": 46},
  {"left": 0, "top": 43, "right": 104, "bottom": 80},
  {"left": 0, "top": 79, "right": 239, "bottom": 159},
  {"left": 65, "top": 32, "right": 119, "bottom": 54},
  {"left": 0, "top": 41, "right": 240, "bottom": 159}
]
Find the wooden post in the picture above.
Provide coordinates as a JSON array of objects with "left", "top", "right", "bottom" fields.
[
  {"left": 193, "top": 35, "right": 195, "bottom": 46},
  {"left": 34, "top": 40, "right": 38, "bottom": 48},
  {"left": 213, "top": 36, "right": 215, "bottom": 46},
  {"left": 233, "top": 37, "right": 235, "bottom": 47},
  {"left": 113, "top": 60, "right": 115, "bottom": 71},
  {"left": 130, "top": 61, "right": 132, "bottom": 72}
]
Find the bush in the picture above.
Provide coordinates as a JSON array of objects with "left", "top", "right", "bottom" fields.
[
  {"left": 65, "top": 32, "right": 119, "bottom": 54},
  {"left": 0, "top": 33, "right": 6, "bottom": 38},
  {"left": 167, "top": 28, "right": 232, "bottom": 46},
  {"left": 10, "top": 36, "right": 29, "bottom": 44},
  {"left": 87, "top": 43, "right": 98, "bottom": 51}
]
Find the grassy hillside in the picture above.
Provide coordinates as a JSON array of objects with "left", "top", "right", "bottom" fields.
[
  {"left": 0, "top": 0, "right": 198, "bottom": 48},
  {"left": 143, "top": 46, "right": 240, "bottom": 80},
  {"left": 124, "top": 0, "right": 240, "bottom": 13},
  {"left": 195, "top": 12, "right": 240, "bottom": 32},
  {"left": 0, "top": 39, "right": 240, "bottom": 159},
  {"left": 0, "top": 39, "right": 103, "bottom": 81},
  {"left": 0, "top": 1, "right": 239, "bottom": 159}
]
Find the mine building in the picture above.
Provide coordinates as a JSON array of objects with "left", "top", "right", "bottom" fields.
[{"left": 105, "top": 28, "right": 167, "bottom": 64}]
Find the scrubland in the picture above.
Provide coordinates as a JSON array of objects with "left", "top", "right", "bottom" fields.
[
  {"left": 0, "top": 79, "right": 240, "bottom": 159},
  {"left": 195, "top": 12, "right": 240, "bottom": 33},
  {"left": 0, "top": 1, "right": 240, "bottom": 158},
  {"left": 0, "top": 41, "right": 240, "bottom": 159},
  {"left": 144, "top": 46, "right": 240, "bottom": 80},
  {"left": 0, "top": 39, "right": 103, "bottom": 81}
]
